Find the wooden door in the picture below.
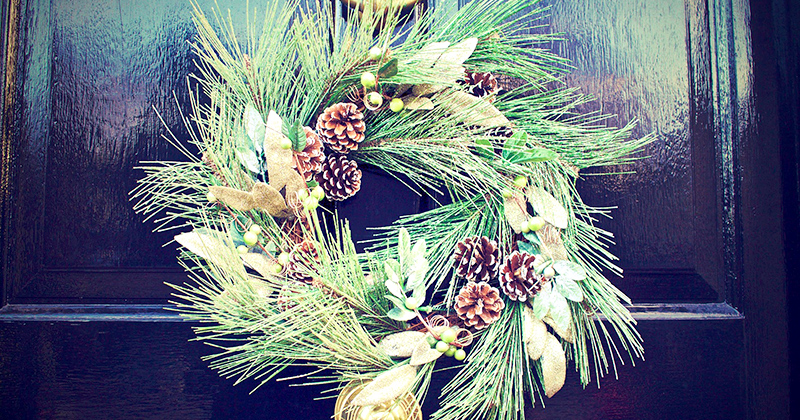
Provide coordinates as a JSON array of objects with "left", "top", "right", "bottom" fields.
[{"left": 0, "top": 0, "right": 792, "bottom": 419}]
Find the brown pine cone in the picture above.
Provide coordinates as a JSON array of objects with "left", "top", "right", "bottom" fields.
[
  {"left": 292, "top": 127, "right": 325, "bottom": 181},
  {"left": 452, "top": 236, "right": 501, "bottom": 283},
  {"left": 315, "top": 155, "right": 362, "bottom": 201},
  {"left": 499, "top": 251, "right": 543, "bottom": 301},
  {"left": 316, "top": 103, "right": 366, "bottom": 154},
  {"left": 285, "top": 240, "right": 320, "bottom": 285},
  {"left": 454, "top": 281, "right": 505, "bottom": 330},
  {"left": 459, "top": 71, "right": 499, "bottom": 99}
]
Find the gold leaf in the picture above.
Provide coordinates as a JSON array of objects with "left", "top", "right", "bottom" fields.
[
  {"left": 523, "top": 306, "right": 548, "bottom": 360},
  {"left": 543, "top": 314, "right": 574, "bottom": 343},
  {"left": 351, "top": 364, "right": 418, "bottom": 406},
  {"left": 503, "top": 192, "right": 529, "bottom": 233},
  {"left": 210, "top": 183, "right": 294, "bottom": 218},
  {"left": 402, "top": 95, "right": 435, "bottom": 110},
  {"left": 174, "top": 230, "right": 232, "bottom": 267},
  {"left": 240, "top": 253, "right": 279, "bottom": 280},
  {"left": 526, "top": 186, "right": 569, "bottom": 229},
  {"left": 410, "top": 41, "right": 450, "bottom": 68},
  {"left": 409, "top": 337, "right": 443, "bottom": 366},
  {"left": 434, "top": 37, "right": 477, "bottom": 70},
  {"left": 536, "top": 224, "right": 569, "bottom": 261},
  {"left": 395, "top": 84, "right": 412, "bottom": 97},
  {"left": 251, "top": 183, "right": 294, "bottom": 219},
  {"left": 540, "top": 333, "right": 567, "bottom": 398},
  {"left": 435, "top": 90, "right": 510, "bottom": 128},
  {"left": 411, "top": 83, "right": 446, "bottom": 97},
  {"left": 208, "top": 185, "right": 257, "bottom": 211},
  {"left": 379, "top": 331, "right": 426, "bottom": 358}
]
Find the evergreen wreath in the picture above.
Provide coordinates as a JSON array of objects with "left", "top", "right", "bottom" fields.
[{"left": 133, "top": 1, "right": 652, "bottom": 419}]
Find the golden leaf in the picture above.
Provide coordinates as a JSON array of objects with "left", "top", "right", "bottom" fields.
[
  {"left": 540, "top": 333, "right": 566, "bottom": 398},
  {"left": 526, "top": 186, "right": 569, "bottom": 229},
  {"left": 435, "top": 90, "right": 510, "bottom": 128},
  {"left": 351, "top": 364, "right": 418, "bottom": 407},
  {"left": 523, "top": 306, "right": 548, "bottom": 360},
  {"left": 174, "top": 230, "right": 232, "bottom": 267},
  {"left": 503, "top": 192, "right": 529, "bottom": 233},
  {"left": 379, "top": 331, "right": 426, "bottom": 358},
  {"left": 543, "top": 314, "right": 574, "bottom": 344},
  {"left": 536, "top": 224, "right": 569, "bottom": 261},
  {"left": 401, "top": 95, "right": 435, "bottom": 110},
  {"left": 409, "top": 337, "right": 444, "bottom": 366},
  {"left": 241, "top": 253, "right": 280, "bottom": 280}
]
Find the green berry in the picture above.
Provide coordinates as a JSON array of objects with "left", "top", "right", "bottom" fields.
[
  {"left": 440, "top": 327, "right": 457, "bottom": 344},
  {"left": 501, "top": 188, "right": 513, "bottom": 199},
  {"left": 513, "top": 175, "right": 527, "bottom": 188},
  {"left": 368, "top": 46, "right": 383, "bottom": 60},
  {"left": 360, "top": 72, "right": 377, "bottom": 89},
  {"left": 543, "top": 266, "right": 556, "bottom": 279},
  {"left": 435, "top": 340, "right": 450, "bottom": 353},
  {"left": 303, "top": 196, "right": 319, "bottom": 211},
  {"left": 297, "top": 189, "right": 310, "bottom": 201},
  {"left": 389, "top": 98, "right": 404, "bottom": 112},
  {"left": 277, "top": 252, "right": 290, "bottom": 266},
  {"left": 279, "top": 137, "right": 292, "bottom": 150},
  {"left": 272, "top": 263, "right": 283, "bottom": 274},
  {"left": 528, "top": 216, "right": 546, "bottom": 232},
  {"left": 366, "top": 91, "right": 383, "bottom": 107},
  {"left": 310, "top": 185, "right": 325, "bottom": 201},
  {"left": 404, "top": 296, "right": 420, "bottom": 310},
  {"left": 236, "top": 245, "right": 249, "bottom": 254},
  {"left": 454, "top": 348, "right": 467, "bottom": 361},
  {"left": 243, "top": 231, "right": 259, "bottom": 247},
  {"left": 521, "top": 219, "right": 531, "bottom": 233},
  {"left": 206, "top": 191, "right": 217, "bottom": 203},
  {"left": 426, "top": 335, "right": 438, "bottom": 348},
  {"left": 248, "top": 224, "right": 262, "bottom": 235},
  {"left": 445, "top": 346, "right": 457, "bottom": 357}
]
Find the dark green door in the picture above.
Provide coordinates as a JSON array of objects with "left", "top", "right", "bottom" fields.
[{"left": 1, "top": 0, "right": 793, "bottom": 418}]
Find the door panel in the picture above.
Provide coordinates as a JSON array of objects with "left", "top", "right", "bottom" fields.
[{"left": 0, "top": 0, "right": 790, "bottom": 419}]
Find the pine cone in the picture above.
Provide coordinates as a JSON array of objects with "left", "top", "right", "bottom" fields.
[
  {"left": 459, "top": 71, "right": 499, "bottom": 99},
  {"left": 499, "top": 251, "right": 542, "bottom": 301},
  {"left": 454, "top": 281, "right": 505, "bottom": 330},
  {"left": 316, "top": 103, "right": 366, "bottom": 154},
  {"left": 292, "top": 127, "right": 325, "bottom": 181},
  {"left": 315, "top": 155, "right": 362, "bottom": 201},
  {"left": 285, "top": 240, "right": 320, "bottom": 284},
  {"left": 452, "top": 236, "right": 501, "bottom": 282}
]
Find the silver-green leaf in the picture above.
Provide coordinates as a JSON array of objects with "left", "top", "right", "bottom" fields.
[
  {"left": 387, "top": 307, "right": 417, "bottom": 322},
  {"left": 235, "top": 148, "right": 261, "bottom": 173},
  {"left": 531, "top": 282, "right": 552, "bottom": 319},
  {"left": 548, "top": 290, "right": 572, "bottom": 333},
  {"left": 555, "top": 277, "right": 584, "bottom": 302},
  {"left": 553, "top": 260, "right": 587, "bottom": 281},
  {"left": 244, "top": 103, "right": 265, "bottom": 145}
]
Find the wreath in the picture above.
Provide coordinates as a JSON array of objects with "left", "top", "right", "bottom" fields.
[{"left": 133, "top": 1, "right": 650, "bottom": 419}]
